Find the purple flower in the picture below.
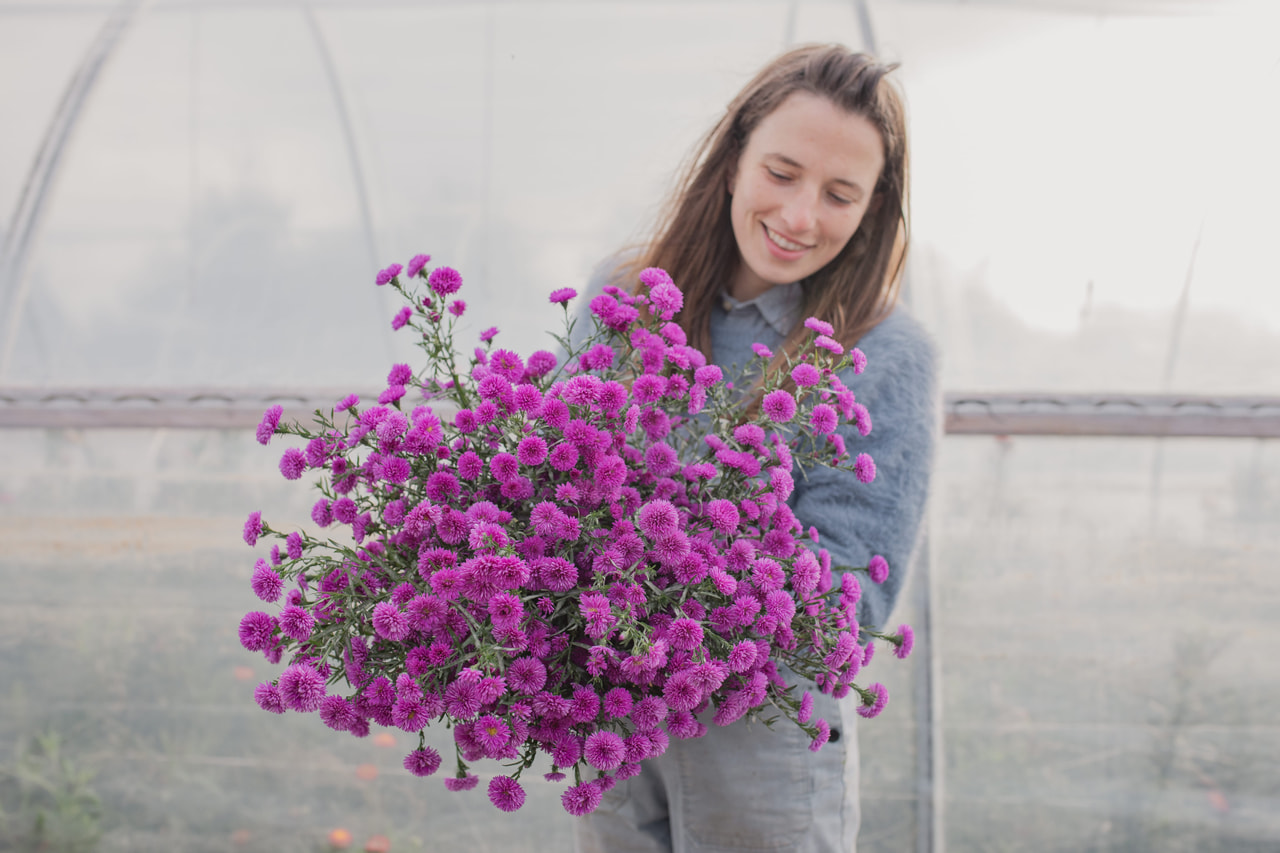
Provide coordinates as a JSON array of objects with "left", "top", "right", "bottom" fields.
[
  {"left": 584, "top": 730, "right": 626, "bottom": 771},
  {"left": 704, "top": 499, "right": 740, "bottom": 535},
  {"left": 516, "top": 435, "right": 548, "bottom": 467},
  {"left": 791, "top": 363, "right": 821, "bottom": 387},
  {"left": 407, "top": 253, "right": 431, "bottom": 277},
  {"left": 391, "top": 305, "right": 413, "bottom": 330},
  {"left": 278, "top": 604, "right": 315, "bottom": 642},
  {"left": 809, "top": 403, "right": 838, "bottom": 434},
  {"left": 868, "top": 554, "right": 889, "bottom": 584},
  {"left": 444, "top": 773, "right": 480, "bottom": 792},
  {"left": 693, "top": 365, "right": 723, "bottom": 388},
  {"left": 815, "top": 334, "right": 843, "bottom": 354},
  {"left": 762, "top": 390, "right": 797, "bottom": 423},
  {"left": 639, "top": 267, "right": 673, "bottom": 288},
  {"left": 858, "top": 682, "right": 889, "bottom": 718},
  {"left": 256, "top": 405, "right": 283, "bottom": 445},
  {"left": 636, "top": 499, "right": 679, "bottom": 538},
  {"left": 728, "top": 640, "right": 758, "bottom": 673},
  {"left": 243, "top": 511, "right": 263, "bottom": 546},
  {"left": 507, "top": 657, "right": 547, "bottom": 694},
  {"left": 238, "top": 611, "right": 275, "bottom": 651},
  {"left": 427, "top": 265, "right": 462, "bottom": 294},
  {"left": 487, "top": 775, "right": 526, "bottom": 812},
  {"left": 894, "top": 624, "right": 915, "bottom": 659},
  {"left": 667, "top": 618, "right": 704, "bottom": 651},
  {"left": 850, "top": 347, "right": 867, "bottom": 374},
  {"left": 809, "top": 717, "right": 831, "bottom": 752},
  {"left": 372, "top": 602, "right": 410, "bottom": 641},
  {"left": 649, "top": 281, "right": 683, "bottom": 320},
  {"left": 854, "top": 452, "right": 876, "bottom": 483},
  {"left": 285, "top": 531, "right": 303, "bottom": 560},
  {"left": 337, "top": 393, "right": 359, "bottom": 412},
  {"left": 561, "top": 781, "right": 604, "bottom": 816},
  {"left": 751, "top": 342, "right": 773, "bottom": 359},
  {"left": 479, "top": 326, "right": 499, "bottom": 343},
  {"left": 278, "top": 447, "right": 306, "bottom": 480},
  {"left": 804, "top": 316, "right": 835, "bottom": 336},
  {"left": 250, "top": 559, "right": 283, "bottom": 602},
  {"left": 404, "top": 746, "right": 442, "bottom": 776},
  {"left": 603, "top": 687, "right": 634, "bottom": 719},
  {"left": 851, "top": 403, "right": 872, "bottom": 436},
  {"left": 549, "top": 287, "right": 577, "bottom": 304},
  {"left": 474, "top": 714, "right": 511, "bottom": 756},
  {"left": 448, "top": 300, "right": 467, "bottom": 317},
  {"left": 798, "top": 690, "right": 814, "bottom": 724},
  {"left": 254, "top": 682, "right": 286, "bottom": 714},
  {"left": 278, "top": 663, "right": 326, "bottom": 712}
]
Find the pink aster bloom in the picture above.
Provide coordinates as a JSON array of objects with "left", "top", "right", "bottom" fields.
[
  {"left": 254, "top": 682, "right": 285, "bottom": 714},
  {"left": 809, "top": 718, "right": 831, "bottom": 752},
  {"left": 375, "top": 263, "right": 402, "bottom": 286},
  {"left": 603, "top": 687, "right": 634, "bottom": 719},
  {"left": 809, "top": 403, "right": 838, "bottom": 434},
  {"left": 406, "top": 253, "right": 431, "bottom": 277},
  {"left": 762, "top": 389, "right": 797, "bottom": 423},
  {"left": 850, "top": 347, "right": 867, "bottom": 374},
  {"left": 894, "top": 624, "right": 915, "bottom": 659},
  {"left": 804, "top": 316, "right": 835, "bottom": 336},
  {"left": 404, "top": 746, "right": 442, "bottom": 776},
  {"left": 243, "top": 511, "right": 263, "bottom": 546},
  {"left": 797, "top": 690, "right": 814, "bottom": 724},
  {"left": 278, "top": 663, "right": 326, "bottom": 712},
  {"left": 479, "top": 326, "right": 499, "bottom": 343},
  {"left": 250, "top": 559, "right": 283, "bottom": 602},
  {"left": 427, "top": 265, "right": 462, "bottom": 294},
  {"left": 549, "top": 287, "right": 577, "bottom": 304},
  {"left": 562, "top": 781, "right": 604, "bottom": 816},
  {"left": 751, "top": 342, "right": 773, "bottom": 359},
  {"left": 636, "top": 499, "right": 680, "bottom": 538},
  {"left": 868, "top": 554, "right": 889, "bottom": 584},
  {"left": 791, "top": 363, "right": 822, "bottom": 387},
  {"left": 256, "top": 405, "right": 283, "bottom": 445},
  {"left": 584, "top": 730, "right": 626, "bottom": 771},
  {"left": 854, "top": 452, "right": 876, "bottom": 483},
  {"left": 858, "top": 682, "right": 889, "bottom": 718},
  {"left": 441, "top": 774, "right": 478, "bottom": 793},
  {"left": 815, "top": 334, "right": 843, "bottom": 354},
  {"left": 448, "top": 299, "right": 466, "bottom": 317},
  {"left": 278, "top": 604, "right": 314, "bottom": 642},
  {"left": 372, "top": 601, "right": 410, "bottom": 641}
]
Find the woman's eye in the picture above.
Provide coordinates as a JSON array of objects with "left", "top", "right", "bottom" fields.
[
  {"left": 767, "top": 169, "right": 792, "bottom": 182},
  {"left": 828, "top": 192, "right": 853, "bottom": 205}
]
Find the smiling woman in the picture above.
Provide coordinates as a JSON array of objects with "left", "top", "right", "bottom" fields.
[
  {"left": 577, "top": 44, "right": 938, "bottom": 853},
  {"left": 727, "top": 91, "right": 886, "bottom": 301}
]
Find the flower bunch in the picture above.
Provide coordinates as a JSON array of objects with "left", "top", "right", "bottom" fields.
[{"left": 241, "top": 255, "right": 913, "bottom": 815}]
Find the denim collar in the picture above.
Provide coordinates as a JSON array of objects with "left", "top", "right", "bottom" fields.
[{"left": 719, "top": 281, "right": 803, "bottom": 337}]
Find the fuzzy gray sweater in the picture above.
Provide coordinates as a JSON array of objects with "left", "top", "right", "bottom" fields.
[{"left": 578, "top": 263, "right": 939, "bottom": 631}]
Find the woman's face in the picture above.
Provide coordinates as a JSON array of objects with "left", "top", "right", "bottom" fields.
[{"left": 727, "top": 91, "right": 885, "bottom": 302}]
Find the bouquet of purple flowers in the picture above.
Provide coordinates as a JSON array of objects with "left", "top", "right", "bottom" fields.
[{"left": 239, "top": 254, "right": 913, "bottom": 815}]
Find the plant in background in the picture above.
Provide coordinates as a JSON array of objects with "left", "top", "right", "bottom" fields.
[
  {"left": 239, "top": 255, "right": 912, "bottom": 815},
  {"left": 0, "top": 729, "right": 103, "bottom": 853}
]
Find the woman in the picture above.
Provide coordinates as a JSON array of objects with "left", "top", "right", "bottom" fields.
[{"left": 575, "top": 45, "right": 938, "bottom": 853}]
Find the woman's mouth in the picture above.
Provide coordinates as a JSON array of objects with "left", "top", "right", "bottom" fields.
[{"left": 763, "top": 224, "right": 810, "bottom": 257}]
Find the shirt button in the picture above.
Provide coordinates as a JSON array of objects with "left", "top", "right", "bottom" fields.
[{"left": 722, "top": 297, "right": 734, "bottom": 313}]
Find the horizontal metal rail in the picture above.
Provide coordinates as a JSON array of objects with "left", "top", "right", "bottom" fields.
[{"left": 0, "top": 388, "right": 1278, "bottom": 437}]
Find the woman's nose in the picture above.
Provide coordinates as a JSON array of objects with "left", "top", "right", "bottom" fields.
[{"left": 780, "top": 192, "right": 818, "bottom": 235}]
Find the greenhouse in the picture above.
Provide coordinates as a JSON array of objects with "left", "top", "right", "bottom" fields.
[{"left": 1, "top": 0, "right": 1277, "bottom": 850}]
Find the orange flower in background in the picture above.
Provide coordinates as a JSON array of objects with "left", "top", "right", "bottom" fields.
[
  {"left": 232, "top": 665, "right": 254, "bottom": 681},
  {"left": 364, "top": 834, "right": 391, "bottom": 853},
  {"left": 373, "top": 732, "right": 396, "bottom": 747},
  {"left": 328, "top": 827, "right": 353, "bottom": 849},
  {"left": 355, "top": 763, "right": 379, "bottom": 781},
  {"left": 231, "top": 828, "right": 252, "bottom": 845}
]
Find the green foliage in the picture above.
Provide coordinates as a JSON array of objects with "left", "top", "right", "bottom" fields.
[{"left": 0, "top": 729, "right": 103, "bottom": 853}]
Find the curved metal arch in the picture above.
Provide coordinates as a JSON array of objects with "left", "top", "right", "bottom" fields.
[{"left": 0, "top": 0, "right": 147, "bottom": 378}]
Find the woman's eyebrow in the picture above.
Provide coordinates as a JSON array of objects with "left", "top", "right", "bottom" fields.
[{"left": 765, "top": 153, "right": 865, "bottom": 195}]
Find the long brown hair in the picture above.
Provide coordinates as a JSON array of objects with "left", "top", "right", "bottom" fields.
[{"left": 627, "top": 45, "right": 909, "bottom": 372}]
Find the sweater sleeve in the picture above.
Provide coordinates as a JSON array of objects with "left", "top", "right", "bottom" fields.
[{"left": 788, "top": 309, "right": 940, "bottom": 632}]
